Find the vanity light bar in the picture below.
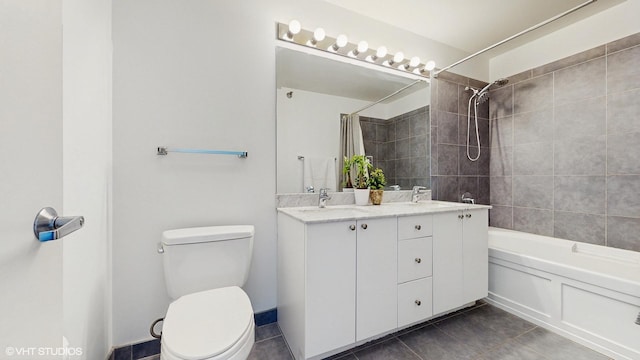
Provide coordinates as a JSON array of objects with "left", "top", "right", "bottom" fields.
[{"left": 277, "top": 21, "right": 435, "bottom": 78}]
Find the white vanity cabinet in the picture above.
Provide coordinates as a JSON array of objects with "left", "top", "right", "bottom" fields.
[
  {"left": 432, "top": 208, "right": 488, "bottom": 315},
  {"left": 277, "top": 203, "right": 489, "bottom": 360}
]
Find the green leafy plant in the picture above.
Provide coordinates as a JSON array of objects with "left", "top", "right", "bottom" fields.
[
  {"left": 368, "top": 168, "right": 386, "bottom": 190},
  {"left": 350, "top": 155, "right": 373, "bottom": 189},
  {"left": 342, "top": 156, "right": 353, "bottom": 188}
]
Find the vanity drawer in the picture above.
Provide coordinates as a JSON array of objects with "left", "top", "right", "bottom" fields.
[
  {"left": 398, "top": 237, "right": 432, "bottom": 283},
  {"left": 398, "top": 277, "right": 433, "bottom": 328},
  {"left": 398, "top": 215, "right": 433, "bottom": 240}
]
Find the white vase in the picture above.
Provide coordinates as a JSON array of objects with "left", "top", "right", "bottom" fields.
[{"left": 354, "top": 188, "right": 370, "bottom": 206}]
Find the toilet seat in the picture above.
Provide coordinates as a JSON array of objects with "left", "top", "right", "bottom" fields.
[{"left": 161, "top": 286, "right": 255, "bottom": 360}]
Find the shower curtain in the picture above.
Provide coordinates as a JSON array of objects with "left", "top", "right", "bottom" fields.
[{"left": 339, "top": 113, "right": 366, "bottom": 189}]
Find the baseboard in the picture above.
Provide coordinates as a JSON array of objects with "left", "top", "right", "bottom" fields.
[{"left": 107, "top": 308, "right": 278, "bottom": 359}]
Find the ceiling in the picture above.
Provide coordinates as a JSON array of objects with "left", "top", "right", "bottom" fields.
[{"left": 319, "top": 0, "right": 621, "bottom": 55}]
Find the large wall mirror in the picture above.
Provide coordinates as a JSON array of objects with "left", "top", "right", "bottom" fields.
[{"left": 276, "top": 45, "right": 431, "bottom": 194}]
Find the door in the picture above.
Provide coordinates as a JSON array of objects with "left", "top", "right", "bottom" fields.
[
  {"left": 462, "top": 209, "right": 489, "bottom": 304},
  {"left": 356, "top": 217, "right": 397, "bottom": 341},
  {"left": 432, "top": 211, "right": 464, "bottom": 315},
  {"left": 306, "top": 221, "right": 356, "bottom": 358},
  {"left": 0, "top": 1, "right": 63, "bottom": 356}
]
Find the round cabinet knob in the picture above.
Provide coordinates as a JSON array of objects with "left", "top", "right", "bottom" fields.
[
  {"left": 415, "top": 300, "right": 422, "bottom": 306},
  {"left": 415, "top": 225, "right": 421, "bottom": 230},
  {"left": 349, "top": 225, "right": 356, "bottom": 231},
  {"left": 466, "top": 213, "right": 472, "bottom": 218},
  {"left": 458, "top": 214, "right": 464, "bottom": 219},
  {"left": 415, "top": 258, "right": 422, "bottom": 264},
  {"left": 361, "top": 224, "right": 368, "bottom": 229}
]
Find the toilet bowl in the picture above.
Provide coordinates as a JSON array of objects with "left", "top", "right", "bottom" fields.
[
  {"left": 161, "top": 287, "right": 254, "bottom": 360},
  {"left": 158, "top": 226, "right": 256, "bottom": 360}
]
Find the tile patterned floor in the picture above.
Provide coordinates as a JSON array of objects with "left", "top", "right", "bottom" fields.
[{"left": 249, "top": 303, "right": 611, "bottom": 360}]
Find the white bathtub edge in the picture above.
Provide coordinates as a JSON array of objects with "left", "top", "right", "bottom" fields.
[{"left": 488, "top": 228, "right": 640, "bottom": 360}]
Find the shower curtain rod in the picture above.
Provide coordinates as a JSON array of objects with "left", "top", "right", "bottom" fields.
[
  {"left": 433, "top": 0, "right": 597, "bottom": 77},
  {"left": 349, "top": 79, "right": 424, "bottom": 116}
]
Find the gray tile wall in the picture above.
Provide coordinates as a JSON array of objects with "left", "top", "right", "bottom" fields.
[
  {"left": 360, "top": 106, "right": 430, "bottom": 189},
  {"left": 489, "top": 32, "right": 640, "bottom": 252},
  {"left": 430, "top": 72, "right": 491, "bottom": 205}
]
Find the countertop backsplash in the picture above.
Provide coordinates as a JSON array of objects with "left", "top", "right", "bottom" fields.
[{"left": 276, "top": 190, "right": 431, "bottom": 208}]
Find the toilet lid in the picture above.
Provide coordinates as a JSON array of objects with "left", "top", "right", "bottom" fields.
[{"left": 162, "top": 286, "right": 254, "bottom": 360}]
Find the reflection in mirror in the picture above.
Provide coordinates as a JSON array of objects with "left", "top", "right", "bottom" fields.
[{"left": 276, "top": 46, "right": 430, "bottom": 194}]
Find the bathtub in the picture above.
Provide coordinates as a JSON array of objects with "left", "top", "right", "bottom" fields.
[{"left": 487, "top": 227, "right": 640, "bottom": 360}]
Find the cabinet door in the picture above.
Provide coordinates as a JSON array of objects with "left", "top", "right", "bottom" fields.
[
  {"left": 432, "top": 211, "right": 464, "bottom": 315},
  {"left": 306, "top": 221, "right": 357, "bottom": 357},
  {"left": 462, "top": 209, "right": 488, "bottom": 304},
  {"left": 356, "top": 217, "right": 397, "bottom": 341}
]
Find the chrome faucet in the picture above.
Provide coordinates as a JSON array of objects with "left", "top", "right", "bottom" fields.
[
  {"left": 318, "top": 188, "right": 331, "bottom": 208},
  {"left": 461, "top": 192, "right": 475, "bottom": 204},
  {"left": 411, "top": 186, "right": 427, "bottom": 203}
]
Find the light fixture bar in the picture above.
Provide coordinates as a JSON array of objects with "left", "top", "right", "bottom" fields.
[{"left": 277, "top": 22, "right": 434, "bottom": 79}]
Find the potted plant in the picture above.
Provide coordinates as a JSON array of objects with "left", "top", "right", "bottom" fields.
[
  {"left": 368, "top": 168, "right": 386, "bottom": 205},
  {"left": 342, "top": 156, "right": 354, "bottom": 192},
  {"left": 351, "top": 155, "right": 372, "bottom": 205}
]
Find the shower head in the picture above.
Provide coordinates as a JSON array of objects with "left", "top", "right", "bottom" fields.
[
  {"left": 476, "top": 91, "right": 490, "bottom": 104},
  {"left": 494, "top": 78, "right": 509, "bottom": 86},
  {"left": 475, "top": 78, "right": 509, "bottom": 104},
  {"left": 479, "top": 78, "right": 509, "bottom": 94}
]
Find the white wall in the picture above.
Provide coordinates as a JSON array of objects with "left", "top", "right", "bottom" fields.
[
  {"left": 277, "top": 88, "right": 380, "bottom": 193},
  {"left": 0, "top": 1, "right": 63, "bottom": 356},
  {"left": 490, "top": 0, "right": 640, "bottom": 79},
  {"left": 62, "top": 0, "right": 112, "bottom": 358},
  {"left": 111, "top": 0, "right": 482, "bottom": 346},
  {"left": 385, "top": 86, "right": 431, "bottom": 119}
]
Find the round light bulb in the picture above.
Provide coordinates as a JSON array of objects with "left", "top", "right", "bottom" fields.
[
  {"left": 357, "top": 41, "right": 368, "bottom": 53},
  {"left": 409, "top": 56, "right": 421, "bottom": 68},
  {"left": 313, "top": 28, "right": 326, "bottom": 42},
  {"left": 336, "top": 34, "right": 348, "bottom": 48},
  {"left": 288, "top": 20, "right": 301, "bottom": 35},
  {"left": 393, "top": 52, "right": 404, "bottom": 63},
  {"left": 376, "top": 46, "right": 388, "bottom": 58},
  {"left": 425, "top": 60, "right": 436, "bottom": 71}
]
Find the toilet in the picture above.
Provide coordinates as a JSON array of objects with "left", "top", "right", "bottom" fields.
[{"left": 158, "top": 225, "right": 255, "bottom": 360}]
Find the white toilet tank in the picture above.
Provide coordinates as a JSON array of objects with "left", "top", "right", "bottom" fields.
[{"left": 161, "top": 225, "right": 254, "bottom": 300}]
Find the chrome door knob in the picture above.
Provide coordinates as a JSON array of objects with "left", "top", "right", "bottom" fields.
[
  {"left": 458, "top": 214, "right": 464, "bottom": 219},
  {"left": 415, "top": 258, "right": 422, "bottom": 263},
  {"left": 466, "top": 213, "right": 472, "bottom": 218},
  {"left": 349, "top": 224, "right": 356, "bottom": 231},
  {"left": 361, "top": 224, "right": 368, "bottom": 229},
  {"left": 415, "top": 300, "right": 422, "bottom": 306},
  {"left": 415, "top": 225, "right": 421, "bottom": 230}
]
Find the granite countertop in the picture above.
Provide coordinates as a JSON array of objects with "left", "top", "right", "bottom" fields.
[{"left": 277, "top": 201, "right": 492, "bottom": 223}]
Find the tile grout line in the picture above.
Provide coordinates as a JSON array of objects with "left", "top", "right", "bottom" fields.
[
  {"left": 394, "top": 335, "right": 425, "bottom": 360},
  {"left": 552, "top": 70, "right": 556, "bottom": 238},
  {"left": 604, "top": 47, "right": 609, "bottom": 247},
  {"left": 255, "top": 334, "right": 284, "bottom": 344},
  {"left": 509, "top": 326, "right": 555, "bottom": 360}
]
